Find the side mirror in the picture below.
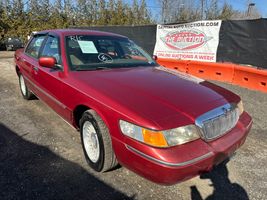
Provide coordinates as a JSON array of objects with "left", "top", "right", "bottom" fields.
[
  {"left": 39, "top": 57, "right": 56, "bottom": 68},
  {"left": 152, "top": 55, "right": 158, "bottom": 61}
]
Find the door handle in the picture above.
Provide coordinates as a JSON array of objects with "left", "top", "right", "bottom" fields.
[{"left": 33, "top": 66, "right": 39, "bottom": 71}]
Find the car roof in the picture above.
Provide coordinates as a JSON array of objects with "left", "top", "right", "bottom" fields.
[{"left": 36, "top": 29, "right": 128, "bottom": 38}]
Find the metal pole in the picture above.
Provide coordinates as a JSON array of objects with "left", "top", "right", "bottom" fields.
[
  {"left": 162, "top": 0, "right": 166, "bottom": 24},
  {"left": 201, "top": 0, "right": 204, "bottom": 20}
]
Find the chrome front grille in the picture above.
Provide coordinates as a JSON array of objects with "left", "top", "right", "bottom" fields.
[{"left": 195, "top": 103, "right": 239, "bottom": 141}]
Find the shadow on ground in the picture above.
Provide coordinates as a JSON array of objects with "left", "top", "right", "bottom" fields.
[
  {"left": 190, "top": 159, "right": 249, "bottom": 200},
  {"left": 0, "top": 123, "right": 133, "bottom": 200}
]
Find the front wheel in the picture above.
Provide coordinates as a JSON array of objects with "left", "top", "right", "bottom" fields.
[
  {"left": 19, "top": 73, "right": 35, "bottom": 100},
  {"left": 80, "top": 110, "right": 118, "bottom": 172}
]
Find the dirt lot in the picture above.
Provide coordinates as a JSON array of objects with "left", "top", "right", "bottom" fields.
[{"left": 0, "top": 51, "right": 266, "bottom": 200}]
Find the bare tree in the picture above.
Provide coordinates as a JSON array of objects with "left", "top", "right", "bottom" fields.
[
  {"left": 157, "top": 0, "right": 172, "bottom": 23},
  {"left": 219, "top": 2, "right": 236, "bottom": 20},
  {"left": 157, "top": 0, "right": 262, "bottom": 23},
  {"left": 158, "top": 0, "right": 201, "bottom": 23}
]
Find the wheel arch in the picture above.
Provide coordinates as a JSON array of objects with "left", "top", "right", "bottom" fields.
[
  {"left": 72, "top": 104, "right": 114, "bottom": 136},
  {"left": 73, "top": 105, "right": 91, "bottom": 129},
  {"left": 73, "top": 104, "right": 111, "bottom": 132},
  {"left": 15, "top": 65, "right": 20, "bottom": 76}
]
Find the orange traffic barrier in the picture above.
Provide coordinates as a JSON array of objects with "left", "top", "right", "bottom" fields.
[
  {"left": 157, "top": 58, "right": 190, "bottom": 73},
  {"left": 188, "top": 61, "right": 235, "bottom": 83},
  {"left": 158, "top": 58, "right": 267, "bottom": 93},
  {"left": 233, "top": 66, "right": 267, "bottom": 93}
]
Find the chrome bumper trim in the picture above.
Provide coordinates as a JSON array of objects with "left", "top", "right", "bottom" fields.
[{"left": 126, "top": 145, "right": 214, "bottom": 167}]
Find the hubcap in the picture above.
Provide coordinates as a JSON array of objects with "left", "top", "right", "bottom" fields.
[
  {"left": 82, "top": 121, "right": 100, "bottom": 163},
  {"left": 20, "top": 75, "right": 26, "bottom": 96}
]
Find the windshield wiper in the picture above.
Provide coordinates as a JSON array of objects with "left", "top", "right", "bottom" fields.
[{"left": 75, "top": 66, "right": 110, "bottom": 71}]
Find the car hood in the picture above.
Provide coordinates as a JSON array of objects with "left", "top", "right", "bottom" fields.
[{"left": 70, "top": 66, "right": 239, "bottom": 130}]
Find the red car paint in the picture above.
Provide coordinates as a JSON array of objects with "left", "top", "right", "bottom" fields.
[{"left": 15, "top": 29, "right": 252, "bottom": 185}]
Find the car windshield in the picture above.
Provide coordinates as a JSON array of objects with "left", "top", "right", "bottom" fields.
[{"left": 65, "top": 35, "right": 157, "bottom": 70}]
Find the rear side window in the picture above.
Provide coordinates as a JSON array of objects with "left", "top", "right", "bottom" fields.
[{"left": 25, "top": 35, "right": 46, "bottom": 58}]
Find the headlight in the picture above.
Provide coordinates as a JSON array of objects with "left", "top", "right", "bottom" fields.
[
  {"left": 119, "top": 120, "right": 200, "bottom": 148},
  {"left": 237, "top": 100, "right": 244, "bottom": 115}
]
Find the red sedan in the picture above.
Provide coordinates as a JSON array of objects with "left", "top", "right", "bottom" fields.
[{"left": 14, "top": 29, "right": 252, "bottom": 185}]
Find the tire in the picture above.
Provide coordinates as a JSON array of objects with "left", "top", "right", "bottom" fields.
[
  {"left": 80, "top": 110, "right": 117, "bottom": 172},
  {"left": 18, "top": 73, "right": 35, "bottom": 100}
]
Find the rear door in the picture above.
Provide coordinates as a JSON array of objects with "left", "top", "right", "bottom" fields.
[{"left": 20, "top": 35, "right": 46, "bottom": 94}]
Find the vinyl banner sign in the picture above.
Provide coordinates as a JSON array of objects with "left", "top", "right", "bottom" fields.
[{"left": 154, "top": 20, "right": 222, "bottom": 62}]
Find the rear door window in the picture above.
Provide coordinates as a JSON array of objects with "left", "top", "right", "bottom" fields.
[{"left": 25, "top": 35, "right": 46, "bottom": 59}]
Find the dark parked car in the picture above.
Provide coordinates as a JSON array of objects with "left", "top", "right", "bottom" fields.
[{"left": 2, "top": 37, "right": 24, "bottom": 51}]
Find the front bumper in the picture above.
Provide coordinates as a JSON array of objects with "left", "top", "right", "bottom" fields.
[{"left": 112, "top": 112, "right": 252, "bottom": 185}]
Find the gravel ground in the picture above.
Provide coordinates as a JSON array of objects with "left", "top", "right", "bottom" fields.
[{"left": 0, "top": 51, "right": 266, "bottom": 200}]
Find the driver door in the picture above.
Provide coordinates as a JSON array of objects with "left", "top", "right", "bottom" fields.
[{"left": 32, "top": 35, "right": 70, "bottom": 120}]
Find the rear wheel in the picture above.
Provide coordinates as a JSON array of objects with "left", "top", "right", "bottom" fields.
[
  {"left": 19, "top": 73, "right": 34, "bottom": 100},
  {"left": 80, "top": 110, "right": 117, "bottom": 172}
]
